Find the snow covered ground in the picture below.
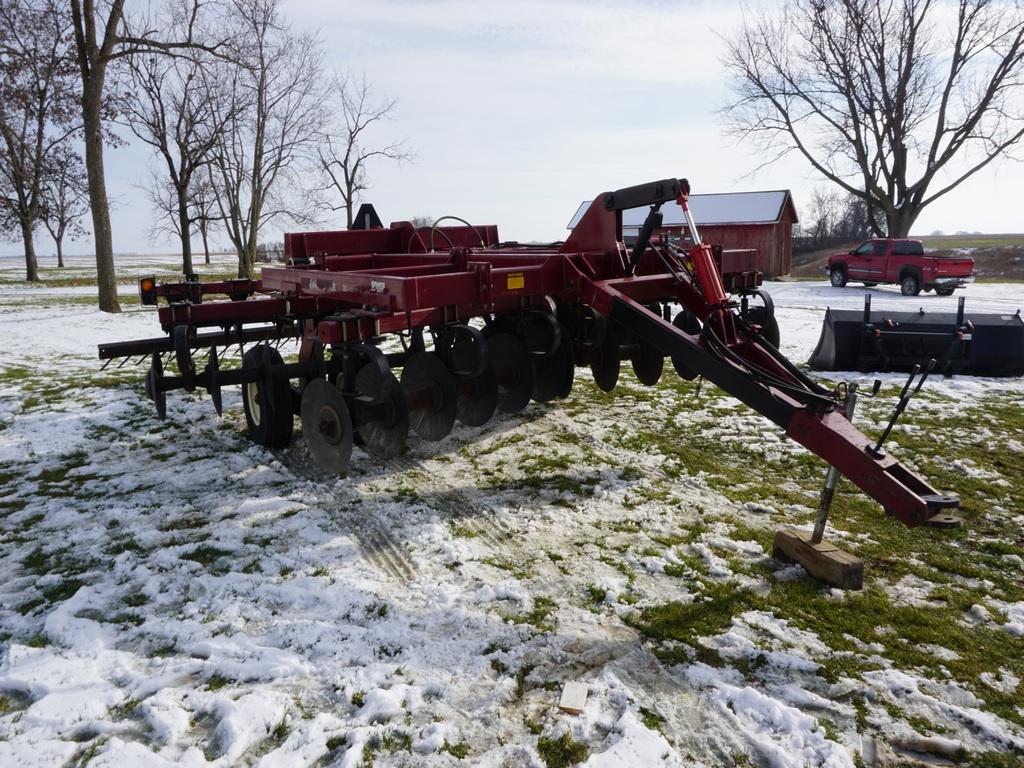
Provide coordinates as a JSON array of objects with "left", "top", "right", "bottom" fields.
[{"left": 1, "top": 258, "right": 1022, "bottom": 767}]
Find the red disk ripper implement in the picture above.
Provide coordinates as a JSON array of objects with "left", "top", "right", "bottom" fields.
[{"left": 99, "top": 178, "right": 959, "bottom": 528}]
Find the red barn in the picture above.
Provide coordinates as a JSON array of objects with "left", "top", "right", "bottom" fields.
[{"left": 568, "top": 189, "right": 799, "bottom": 279}]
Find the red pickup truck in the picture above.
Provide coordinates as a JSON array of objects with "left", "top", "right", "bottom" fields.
[{"left": 826, "top": 239, "right": 974, "bottom": 296}]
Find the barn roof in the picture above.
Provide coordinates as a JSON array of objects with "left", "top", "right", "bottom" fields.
[{"left": 567, "top": 190, "right": 797, "bottom": 229}]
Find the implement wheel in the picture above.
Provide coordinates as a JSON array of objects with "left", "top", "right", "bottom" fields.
[{"left": 242, "top": 344, "right": 294, "bottom": 447}]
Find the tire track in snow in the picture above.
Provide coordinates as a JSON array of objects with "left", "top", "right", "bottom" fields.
[{"left": 353, "top": 526, "right": 416, "bottom": 582}]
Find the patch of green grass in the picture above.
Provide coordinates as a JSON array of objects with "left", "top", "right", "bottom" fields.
[
  {"left": 124, "top": 592, "right": 148, "bottom": 608},
  {"left": 106, "top": 538, "right": 144, "bottom": 556},
  {"left": 206, "top": 673, "right": 232, "bottom": 691},
  {"left": 158, "top": 515, "right": 209, "bottom": 532},
  {"left": 638, "top": 706, "right": 666, "bottom": 734},
  {"left": 584, "top": 584, "right": 607, "bottom": 609},
  {"left": 450, "top": 523, "right": 479, "bottom": 538},
  {"left": 150, "top": 642, "right": 177, "bottom": 658},
  {"left": 514, "top": 662, "right": 537, "bottom": 698},
  {"left": 964, "top": 751, "right": 1024, "bottom": 767},
  {"left": 26, "top": 633, "right": 48, "bottom": 648},
  {"left": 628, "top": 580, "right": 752, "bottom": 662},
  {"left": 442, "top": 740, "right": 470, "bottom": 758},
  {"left": 391, "top": 485, "right": 420, "bottom": 502},
  {"left": 35, "top": 450, "right": 90, "bottom": 484},
  {"left": 536, "top": 732, "right": 588, "bottom": 768},
  {"left": 0, "top": 496, "right": 27, "bottom": 514},
  {"left": 919, "top": 234, "right": 1024, "bottom": 249},
  {"left": 180, "top": 545, "right": 232, "bottom": 568},
  {"left": 362, "top": 733, "right": 381, "bottom": 764},
  {"left": 73, "top": 736, "right": 109, "bottom": 765},
  {"left": 42, "top": 578, "right": 85, "bottom": 603},
  {"left": 483, "top": 639, "right": 510, "bottom": 655},
  {"left": 382, "top": 728, "right": 412, "bottom": 753},
  {"left": 16, "top": 595, "right": 45, "bottom": 615},
  {"left": 326, "top": 734, "right": 347, "bottom": 751},
  {"left": 515, "top": 596, "right": 557, "bottom": 632},
  {"left": 482, "top": 556, "right": 532, "bottom": 581},
  {"left": 350, "top": 690, "right": 365, "bottom": 708}
]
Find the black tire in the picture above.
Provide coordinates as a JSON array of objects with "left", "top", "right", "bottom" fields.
[
  {"left": 935, "top": 287, "right": 955, "bottom": 297},
  {"left": 900, "top": 273, "right": 921, "bottom": 296},
  {"left": 829, "top": 267, "right": 847, "bottom": 287},
  {"left": 242, "top": 344, "right": 294, "bottom": 447},
  {"left": 863, "top": 282, "right": 877, "bottom": 287}
]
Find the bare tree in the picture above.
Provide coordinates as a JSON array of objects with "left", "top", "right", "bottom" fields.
[
  {"left": 69, "top": 0, "right": 221, "bottom": 311},
  {"left": 191, "top": 174, "right": 219, "bottom": 265},
  {"left": 318, "top": 75, "right": 412, "bottom": 229},
  {"left": 723, "top": 0, "right": 1024, "bottom": 237},
  {"left": 802, "top": 187, "right": 878, "bottom": 246},
  {"left": 0, "top": 0, "right": 79, "bottom": 282},
  {"left": 123, "top": 25, "right": 231, "bottom": 278},
  {"left": 804, "top": 187, "right": 841, "bottom": 245},
  {"left": 40, "top": 143, "right": 90, "bottom": 268},
  {"left": 207, "top": 0, "right": 327, "bottom": 279}
]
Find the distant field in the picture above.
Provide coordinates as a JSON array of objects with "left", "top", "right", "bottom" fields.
[{"left": 918, "top": 233, "right": 1024, "bottom": 250}]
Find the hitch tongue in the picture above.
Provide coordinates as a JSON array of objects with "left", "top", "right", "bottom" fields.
[{"left": 868, "top": 359, "right": 936, "bottom": 457}]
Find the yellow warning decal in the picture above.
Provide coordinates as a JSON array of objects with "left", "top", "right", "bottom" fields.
[{"left": 507, "top": 272, "right": 525, "bottom": 290}]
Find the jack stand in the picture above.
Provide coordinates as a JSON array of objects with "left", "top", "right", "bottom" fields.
[{"left": 773, "top": 385, "right": 865, "bottom": 590}]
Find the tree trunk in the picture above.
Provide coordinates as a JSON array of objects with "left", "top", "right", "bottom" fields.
[
  {"left": 201, "top": 223, "right": 210, "bottom": 265},
  {"left": 346, "top": 198, "right": 354, "bottom": 229},
  {"left": 886, "top": 207, "right": 919, "bottom": 238},
  {"left": 56, "top": 237, "right": 64, "bottom": 269},
  {"left": 238, "top": 244, "right": 255, "bottom": 278},
  {"left": 177, "top": 189, "right": 194, "bottom": 278},
  {"left": 82, "top": 82, "right": 121, "bottom": 312},
  {"left": 21, "top": 219, "right": 39, "bottom": 282}
]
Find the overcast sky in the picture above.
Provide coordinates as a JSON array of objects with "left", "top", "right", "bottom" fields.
[{"left": 5, "top": 0, "right": 1024, "bottom": 260}]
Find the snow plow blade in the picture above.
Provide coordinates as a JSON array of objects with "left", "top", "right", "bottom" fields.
[{"left": 809, "top": 296, "right": 1024, "bottom": 377}]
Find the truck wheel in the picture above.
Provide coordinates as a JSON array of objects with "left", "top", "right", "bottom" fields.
[
  {"left": 829, "top": 268, "right": 847, "bottom": 287},
  {"left": 900, "top": 274, "right": 921, "bottom": 296},
  {"left": 863, "top": 282, "right": 877, "bottom": 287},
  {"left": 935, "top": 287, "right": 955, "bottom": 296}
]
